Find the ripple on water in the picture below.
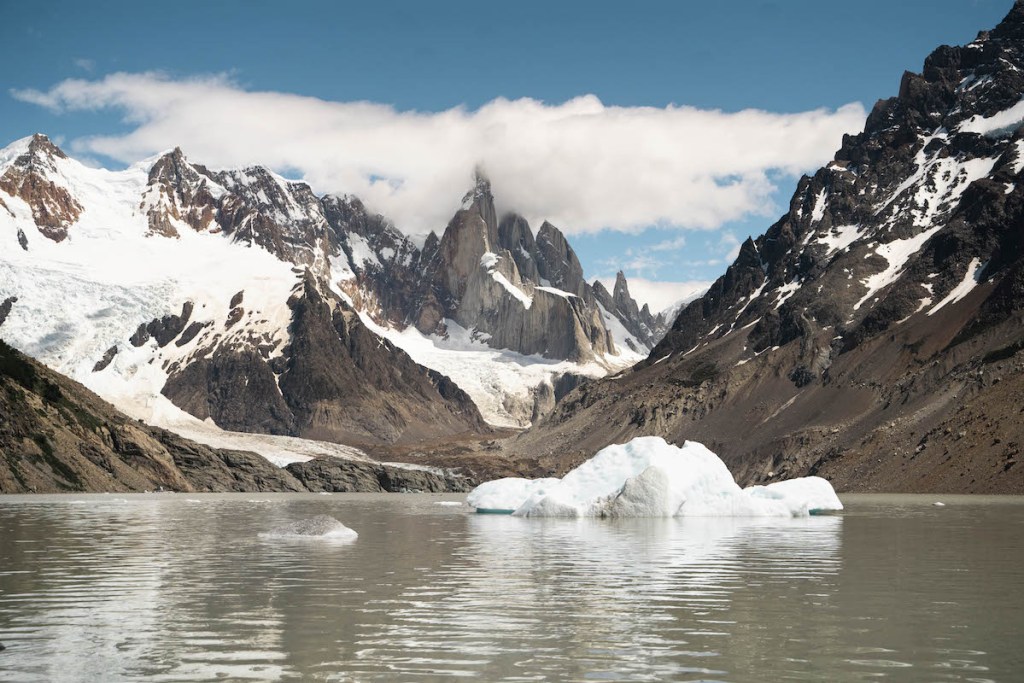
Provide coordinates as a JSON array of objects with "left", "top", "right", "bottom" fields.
[{"left": 0, "top": 494, "right": 1022, "bottom": 681}]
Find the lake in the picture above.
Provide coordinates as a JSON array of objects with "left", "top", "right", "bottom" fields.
[{"left": 0, "top": 493, "right": 1022, "bottom": 682}]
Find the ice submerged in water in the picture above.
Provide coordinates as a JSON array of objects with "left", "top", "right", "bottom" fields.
[
  {"left": 467, "top": 436, "right": 843, "bottom": 518},
  {"left": 261, "top": 515, "right": 358, "bottom": 541}
]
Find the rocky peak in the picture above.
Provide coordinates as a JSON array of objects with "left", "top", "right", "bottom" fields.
[
  {"left": 143, "top": 148, "right": 220, "bottom": 237},
  {"left": 612, "top": 271, "right": 640, "bottom": 320},
  {"left": 497, "top": 212, "right": 540, "bottom": 281},
  {"left": 431, "top": 175, "right": 503, "bottom": 313},
  {"left": 592, "top": 271, "right": 670, "bottom": 352},
  {"left": 990, "top": 0, "right": 1024, "bottom": 41},
  {"left": 140, "top": 150, "right": 334, "bottom": 273},
  {"left": 459, "top": 169, "right": 500, "bottom": 244},
  {"left": 535, "top": 221, "right": 587, "bottom": 297},
  {"left": 26, "top": 133, "right": 68, "bottom": 163},
  {"left": 0, "top": 133, "right": 82, "bottom": 242}
]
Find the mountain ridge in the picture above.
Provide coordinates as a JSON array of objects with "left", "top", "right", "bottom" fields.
[{"left": 501, "top": 2, "right": 1024, "bottom": 494}]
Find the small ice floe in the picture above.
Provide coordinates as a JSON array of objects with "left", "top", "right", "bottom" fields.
[
  {"left": 933, "top": 501, "right": 946, "bottom": 507},
  {"left": 433, "top": 501, "right": 465, "bottom": 507},
  {"left": 260, "top": 515, "right": 357, "bottom": 542},
  {"left": 467, "top": 436, "right": 844, "bottom": 518}
]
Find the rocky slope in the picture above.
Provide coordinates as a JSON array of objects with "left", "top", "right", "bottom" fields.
[
  {"left": 0, "top": 338, "right": 303, "bottom": 493},
  {"left": 506, "top": 3, "right": 1024, "bottom": 494},
  {"left": 0, "top": 339, "right": 478, "bottom": 493}
]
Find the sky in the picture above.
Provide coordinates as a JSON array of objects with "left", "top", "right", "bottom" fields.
[{"left": 0, "top": 0, "right": 1013, "bottom": 312}]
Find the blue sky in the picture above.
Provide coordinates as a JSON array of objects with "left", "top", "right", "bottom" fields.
[{"left": 1, "top": 0, "right": 1012, "bottom": 310}]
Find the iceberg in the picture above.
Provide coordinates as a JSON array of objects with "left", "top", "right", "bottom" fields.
[
  {"left": 466, "top": 437, "right": 843, "bottom": 518},
  {"left": 260, "top": 515, "right": 358, "bottom": 541}
]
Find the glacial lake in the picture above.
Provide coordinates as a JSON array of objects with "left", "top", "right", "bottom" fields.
[{"left": 0, "top": 493, "right": 1022, "bottom": 682}]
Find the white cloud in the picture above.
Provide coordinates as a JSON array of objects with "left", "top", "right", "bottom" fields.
[
  {"left": 11, "top": 72, "right": 866, "bottom": 236},
  {"left": 719, "top": 232, "right": 743, "bottom": 261},
  {"left": 648, "top": 235, "right": 688, "bottom": 252},
  {"left": 596, "top": 277, "right": 710, "bottom": 314}
]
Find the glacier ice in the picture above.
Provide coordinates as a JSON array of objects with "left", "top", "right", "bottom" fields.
[{"left": 466, "top": 436, "right": 843, "bottom": 518}]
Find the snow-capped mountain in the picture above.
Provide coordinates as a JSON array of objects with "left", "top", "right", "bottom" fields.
[
  {"left": 510, "top": 2, "right": 1024, "bottom": 494},
  {"left": 0, "top": 134, "right": 657, "bottom": 454}
]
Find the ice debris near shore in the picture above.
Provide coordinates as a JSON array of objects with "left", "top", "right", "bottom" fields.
[
  {"left": 260, "top": 515, "right": 358, "bottom": 541},
  {"left": 467, "top": 437, "right": 843, "bottom": 518}
]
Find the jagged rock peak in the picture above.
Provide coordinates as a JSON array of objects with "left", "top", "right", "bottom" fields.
[
  {"left": 498, "top": 212, "right": 540, "bottom": 282},
  {"left": 613, "top": 270, "right": 630, "bottom": 298},
  {"left": 0, "top": 134, "right": 68, "bottom": 173},
  {"left": 27, "top": 133, "right": 67, "bottom": 160},
  {"left": 990, "top": 0, "right": 1024, "bottom": 40},
  {"left": 535, "top": 221, "right": 587, "bottom": 296},
  {"left": 461, "top": 167, "right": 493, "bottom": 210}
]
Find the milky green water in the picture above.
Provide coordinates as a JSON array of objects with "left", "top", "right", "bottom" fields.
[{"left": 0, "top": 493, "right": 1021, "bottom": 682}]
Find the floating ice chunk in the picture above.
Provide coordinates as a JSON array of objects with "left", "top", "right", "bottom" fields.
[
  {"left": 260, "top": 515, "right": 358, "bottom": 542},
  {"left": 433, "top": 501, "right": 465, "bottom": 507},
  {"left": 743, "top": 477, "right": 846, "bottom": 517},
  {"left": 933, "top": 501, "right": 946, "bottom": 507},
  {"left": 467, "top": 437, "right": 843, "bottom": 518},
  {"left": 467, "top": 477, "right": 561, "bottom": 513}
]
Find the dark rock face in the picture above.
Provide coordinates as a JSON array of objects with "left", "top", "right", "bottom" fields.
[
  {"left": 0, "top": 297, "right": 15, "bottom": 329},
  {"left": 161, "top": 274, "right": 489, "bottom": 445},
  {"left": 511, "top": 4, "right": 1024, "bottom": 494},
  {"left": 130, "top": 302, "right": 195, "bottom": 348},
  {"left": 286, "top": 456, "right": 472, "bottom": 493},
  {"left": 649, "top": 4, "right": 1024, "bottom": 370},
  {"left": 163, "top": 347, "right": 295, "bottom": 434},
  {"left": 533, "top": 221, "right": 588, "bottom": 297},
  {"left": 92, "top": 345, "right": 118, "bottom": 373}
]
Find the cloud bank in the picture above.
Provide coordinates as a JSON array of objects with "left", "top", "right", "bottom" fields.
[{"left": 13, "top": 72, "right": 866, "bottom": 236}]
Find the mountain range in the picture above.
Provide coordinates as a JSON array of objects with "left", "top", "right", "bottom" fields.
[
  {"left": 0, "top": 127, "right": 662, "bottom": 477},
  {"left": 3, "top": 3, "right": 1024, "bottom": 493}
]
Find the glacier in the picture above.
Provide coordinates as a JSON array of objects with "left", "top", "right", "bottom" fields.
[{"left": 466, "top": 436, "right": 843, "bottom": 518}]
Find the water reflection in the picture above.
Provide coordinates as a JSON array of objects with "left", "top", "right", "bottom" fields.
[
  {"left": 0, "top": 495, "right": 1021, "bottom": 682},
  {"left": 351, "top": 515, "right": 842, "bottom": 681}
]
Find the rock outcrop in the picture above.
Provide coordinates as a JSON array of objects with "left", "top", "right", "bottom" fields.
[{"left": 0, "top": 339, "right": 305, "bottom": 493}]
